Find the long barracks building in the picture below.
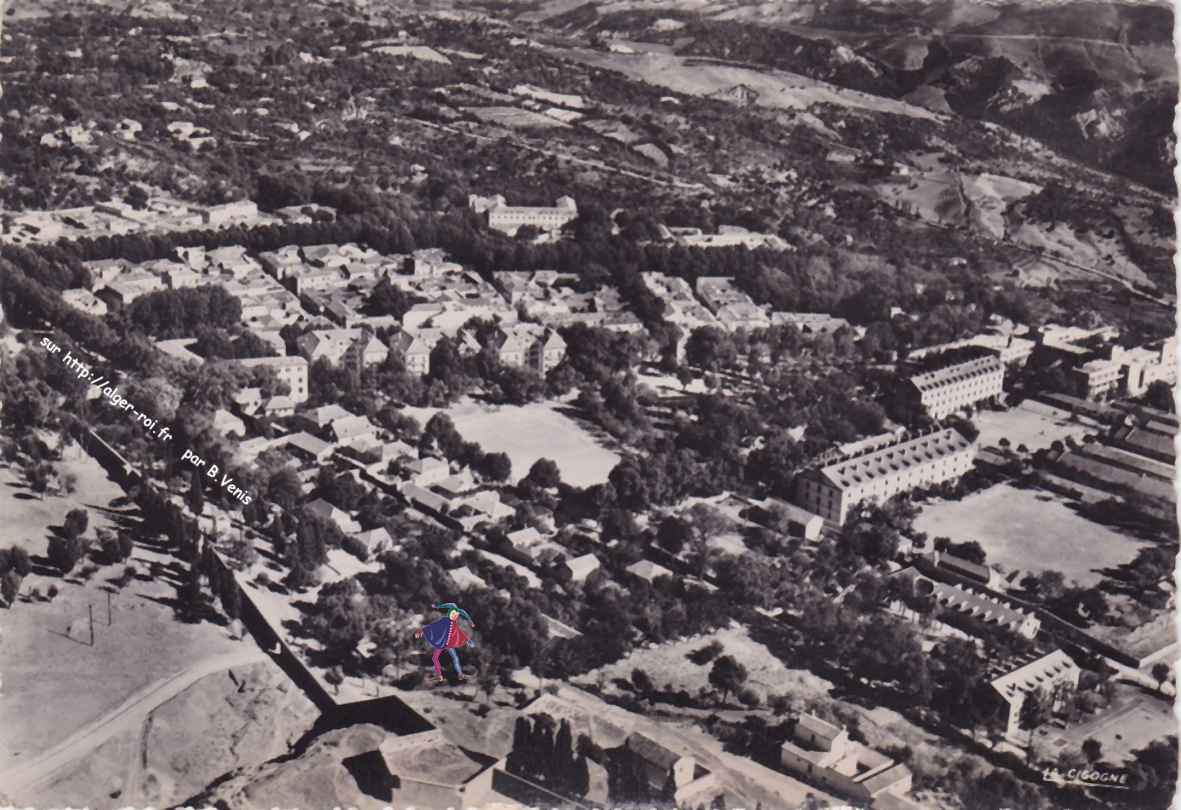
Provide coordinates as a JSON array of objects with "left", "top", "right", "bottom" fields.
[
  {"left": 794, "top": 428, "right": 977, "bottom": 524},
  {"left": 902, "top": 355, "right": 1004, "bottom": 420}
]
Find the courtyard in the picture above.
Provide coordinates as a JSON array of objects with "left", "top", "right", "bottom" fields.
[{"left": 974, "top": 400, "right": 1100, "bottom": 452}]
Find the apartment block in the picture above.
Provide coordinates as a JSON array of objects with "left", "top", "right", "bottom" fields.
[{"left": 226, "top": 355, "right": 310, "bottom": 403}]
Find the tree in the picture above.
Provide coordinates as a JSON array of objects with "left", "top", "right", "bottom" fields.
[
  {"left": 1018, "top": 687, "right": 1047, "bottom": 750},
  {"left": 1, "top": 570, "right": 21, "bottom": 606},
  {"left": 631, "top": 667, "right": 655, "bottom": 702},
  {"left": 1151, "top": 662, "right": 1170, "bottom": 694},
  {"left": 708, "top": 655, "right": 748, "bottom": 705},
  {"left": 554, "top": 718, "right": 575, "bottom": 792},
  {"left": 179, "top": 561, "right": 204, "bottom": 620},
  {"left": 1082, "top": 737, "right": 1102, "bottom": 763},
  {"left": 572, "top": 753, "right": 591, "bottom": 797},
  {"left": 62, "top": 508, "right": 88, "bottom": 540},
  {"left": 656, "top": 516, "right": 693, "bottom": 554},
  {"left": 10, "top": 546, "right": 31, "bottom": 576},
  {"left": 507, "top": 717, "right": 532, "bottom": 775},
  {"left": 220, "top": 577, "right": 242, "bottom": 621},
  {"left": 326, "top": 666, "right": 344, "bottom": 696},
  {"left": 47, "top": 534, "right": 84, "bottom": 575},
  {"left": 478, "top": 451, "right": 512, "bottom": 483},
  {"left": 526, "top": 458, "right": 562, "bottom": 489},
  {"left": 188, "top": 468, "right": 205, "bottom": 515}
]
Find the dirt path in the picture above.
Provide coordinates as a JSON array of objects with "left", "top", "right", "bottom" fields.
[{"left": 0, "top": 647, "right": 267, "bottom": 800}]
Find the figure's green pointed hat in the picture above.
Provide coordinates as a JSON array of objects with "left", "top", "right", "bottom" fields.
[{"left": 435, "top": 602, "right": 473, "bottom": 623}]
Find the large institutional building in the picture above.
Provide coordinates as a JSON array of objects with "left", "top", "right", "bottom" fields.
[
  {"left": 467, "top": 194, "right": 578, "bottom": 235},
  {"left": 794, "top": 428, "right": 976, "bottom": 524},
  {"left": 902, "top": 355, "right": 1005, "bottom": 420}
]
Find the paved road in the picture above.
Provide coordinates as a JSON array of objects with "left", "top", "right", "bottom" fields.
[{"left": 0, "top": 647, "right": 267, "bottom": 801}]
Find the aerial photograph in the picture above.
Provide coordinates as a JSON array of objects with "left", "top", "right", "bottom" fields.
[{"left": 0, "top": 0, "right": 1175, "bottom": 809}]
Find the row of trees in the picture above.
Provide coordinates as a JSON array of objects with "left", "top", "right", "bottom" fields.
[{"left": 506, "top": 715, "right": 592, "bottom": 798}]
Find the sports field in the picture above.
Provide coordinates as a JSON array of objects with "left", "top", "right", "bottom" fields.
[
  {"left": 915, "top": 483, "right": 1145, "bottom": 585},
  {"left": 405, "top": 399, "right": 621, "bottom": 487}
]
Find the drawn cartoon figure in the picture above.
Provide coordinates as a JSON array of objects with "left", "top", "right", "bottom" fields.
[{"left": 415, "top": 602, "right": 475, "bottom": 682}]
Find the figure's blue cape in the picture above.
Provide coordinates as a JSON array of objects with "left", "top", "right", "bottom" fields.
[{"left": 422, "top": 616, "right": 454, "bottom": 649}]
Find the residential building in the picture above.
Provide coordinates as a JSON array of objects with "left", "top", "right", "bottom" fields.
[
  {"left": 284, "top": 431, "right": 334, "bottom": 465},
  {"left": 988, "top": 650, "right": 1081, "bottom": 741},
  {"left": 902, "top": 355, "right": 1005, "bottom": 420},
  {"left": 494, "top": 324, "right": 566, "bottom": 374},
  {"left": 61, "top": 288, "right": 108, "bottom": 317},
  {"left": 564, "top": 552, "right": 600, "bottom": 582},
  {"left": 779, "top": 715, "right": 913, "bottom": 803},
  {"left": 506, "top": 527, "right": 544, "bottom": 554},
  {"left": 298, "top": 404, "right": 354, "bottom": 432},
  {"left": 794, "top": 429, "right": 976, "bottom": 525},
  {"left": 211, "top": 408, "right": 246, "bottom": 438},
  {"left": 95, "top": 273, "right": 165, "bottom": 308},
  {"left": 390, "top": 330, "right": 433, "bottom": 375},
  {"left": 354, "top": 527, "right": 393, "bottom": 555},
  {"left": 399, "top": 456, "right": 451, "bottom": 487},
  {"left": 468, "top": 194, "right": 578, "bottom": 235},
  {"left": 714, "top": 302, "right": 771, "bottom": 331},
  {"left": 304, "top": 498, "right": 361, "bottom": 533},
  {"left": 761, "top": 497, "right": 824, "bottom": 542},
  {"left": 626, "top": 559, "right": 675, "bottom": 583},
  {"left": 261, "top": 395, "right": 295, "bottom": 417},
  {"left": 297, "top": 328, "right": 388, "bottom": 367},
  {"left": 225, "top": 356, "right": 309, "bottom": 403},
  {"left": 616, "top": 732, "right": 702, "bottom": 795},
  {"left": 329, "top": 414, "right": 380, "bottom": 445},
  {"left": 232, "top": 387, "right": 263, "bottom": 415}
]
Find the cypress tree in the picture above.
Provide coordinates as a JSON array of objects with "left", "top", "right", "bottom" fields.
[
  {"left": 507, "top": 716, "right": 531, "bottom": 775},
  {"left": 188, "top": 467, "right": 205, "bottom": 515},
  {"left": 572, "top": 753, "right": 590, "bottom": 797},
  {"left": 554, "top": 718, "right": 575, "bottom": 792}
]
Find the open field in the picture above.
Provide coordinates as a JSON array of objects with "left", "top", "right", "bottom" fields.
[
  {"left": 915, "top": 483, "right": 1145, "bottom": 585},
  {"left": 404, "top": 399, "right": 621, "bottom": 487},
  {"left": 0, "top": 449, "right": 250, "bottom": 795},
  {"left": 975, "top": 400, "right": 1100, "bottom": 451}
]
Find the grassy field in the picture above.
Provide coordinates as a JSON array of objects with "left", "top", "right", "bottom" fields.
[
  {"left": 0, "top": 448, "right": 244, "bottom": 776},
  {"left": 404, "top": 399, "right": 621, "bottom": 487},
  {"left": 914, "top": 483, "right": 1145, "bottom": 585}
]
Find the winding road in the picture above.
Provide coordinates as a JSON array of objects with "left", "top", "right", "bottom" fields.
[{"left": 0, "top": 647, "right": 267, "bottom": 802}]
